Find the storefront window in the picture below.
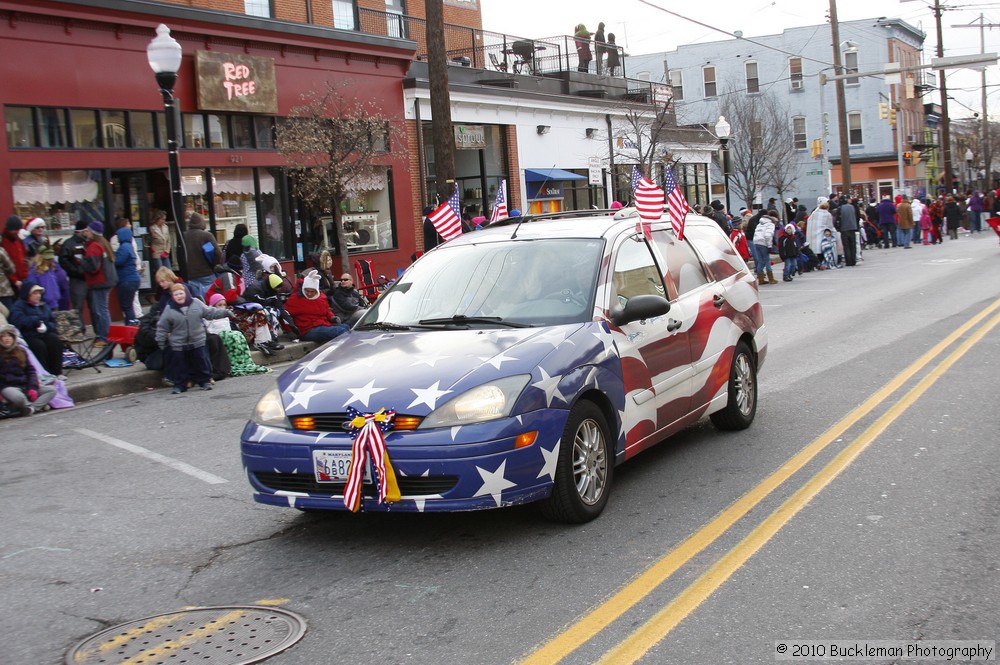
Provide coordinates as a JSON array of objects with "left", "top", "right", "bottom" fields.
[
  {"left": 212, "top": 167, "right": 267, "bottom": 248},
  {"left": 11, "top": 170, "right": 104, "bottom": 242},
  {"left": 184, "top": 113, "right": 206, "bottom": 148},
  {"left": 129, "top": 111, "right": 157, "bottom": 148},
  {"left": 320, "top": 167, "right": 396, "bottom": 255},
  {"left": 259, "top": 167, "right": 286, "bottom": 258},
  {"left": 208, "top": 115, "right": 230, "bottom": 149},
  {"left": 254, "top": 116, "right": 274, "bottom": 149},
  {"left": 102, "top": 110, "right": 127, "bottom": 148},
  {"left": 5, "top": 106, "right": 36, "bottom": 148},
  {"left": 181, "top": 168, "right": 211, "bottom": 222},
  {"left": 39, "top": 108, "right": 67, "bottom": 148},
  {"left": 232, "top": 115, "right": 254, "bottom": 149},
  {"left": 70, "top": 110, "right": 98, "bottom": 148}
]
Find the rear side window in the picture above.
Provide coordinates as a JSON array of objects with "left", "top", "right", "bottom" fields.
[
  {"left": 611, "top": 235, "right": 665, "bottom": 308},
  {"left": 681, "top": 223, "right": 746, "bottom": 280},
  {"left": 651, "top": 232, "right": 710, "bottom": 297}
]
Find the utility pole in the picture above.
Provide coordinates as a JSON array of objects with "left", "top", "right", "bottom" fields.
[
  {"left": 425, "top": 0, "right": 457, "bottom": 203},
  {"left": 951, "top": 14, "right": 997, "bottom": 191},
  {"left": 828, "top": 0, "right": 852, "bottom": 196},
  {"left": 932, "top": 0, "right": 955, "bottom": 193}
]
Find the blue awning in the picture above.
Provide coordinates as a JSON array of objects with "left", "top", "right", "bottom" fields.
[{"left": 524, "top": 168, "right": 587, "bottom": 182}]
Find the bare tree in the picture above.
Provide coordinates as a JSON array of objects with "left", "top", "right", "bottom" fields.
[
  {"left": 719, "top": 87, "right": 797, "bottom": 216},
  {"left": 609, "top": 103, "right": 673, "bottom": 202},
  {"left": 276, "top": 81, "right": 406, "bottom": 273}
]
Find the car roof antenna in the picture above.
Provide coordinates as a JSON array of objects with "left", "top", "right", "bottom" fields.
[{"left": 511, "top": 164, "right": 555, "bottom": 239}]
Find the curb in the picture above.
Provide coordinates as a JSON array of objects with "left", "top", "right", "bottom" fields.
[{"left": 64, "top": 340, "right": 317, "bottom": 404}]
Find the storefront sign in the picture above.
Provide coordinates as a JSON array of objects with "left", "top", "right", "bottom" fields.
[
  {"left": 195, "top": 50, "right": 278, "bottom": 114},
  {"left": 454, "top": 124, "right": 487, "bottom": 150},
  {"left": 527, "top": 182, "right": 563, "bottom": 200}
]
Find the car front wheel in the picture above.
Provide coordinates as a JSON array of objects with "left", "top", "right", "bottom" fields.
[
  {"left": 540, "top": 401, "right": 613, "bottom": 523},
  {"left": 710, "top": 340, "right": 757, "bottom": 430}
]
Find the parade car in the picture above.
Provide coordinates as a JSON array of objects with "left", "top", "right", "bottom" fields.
[{"left": 240, "top": 208, "right": 767, "bottom": 523}]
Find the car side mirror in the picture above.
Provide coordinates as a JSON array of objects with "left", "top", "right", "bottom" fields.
[{"left": 611, "top": 294, "right": 670, "bottom": 326}]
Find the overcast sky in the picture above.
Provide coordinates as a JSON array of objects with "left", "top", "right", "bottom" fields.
[{"left": 479, "top": 0, "right": 1000, "bottom": 119}]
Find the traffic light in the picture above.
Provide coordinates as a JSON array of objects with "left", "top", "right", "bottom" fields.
[
  {"left": 888, "top": 107, "right": 897, "bottom": 125},
  {"left": 903, "top": 151, "right": 912, "bottom": 162},
  {"left": 909, "top": 150, "right": 921, "bottom": 165},
  {"left": 879, "top": 102, "right": 889, "bottom": 119},
  {"left": 811, "top": 138, "right": 823, "bottom": 158}
]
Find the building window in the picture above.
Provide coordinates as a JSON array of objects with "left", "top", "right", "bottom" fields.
[
  {"left": 244, "top": 0, "right": 271, "bottom": 18},
  {"left": 39, "top": 108, "right": 68, "bottom": 148},
  {"left": 789, "top": 57, "right": 803, "bottom": 90},
  {"left": 745, "top": 62, "right": 759, "bottom": 94},
  {"left": 5, "top": 106, "right": 36, "bottom": 147},
  {"left": 183, "top": 113, "right": 206, "bottom": 149},
  {"left": 703, "top": 66, "right": 716, "bottom": 98},
  {"left": 844, "top": 50, "right": 859, "bottom": 85},
  {"left": 333, "top": 0, "right": 356, "bottom": 30},
  {"left": 385, "top": 0, "right": 406, "bottom": 38},
  {"left": 129, "top": 111, "right": 157, "bottom": 149},
  {"left": 670, "top": 70, "right": 683, "bottom": 101},
  {"left": 636, "top": 71, "right": 651, "bottom": 82},
  {"left": 207, "top": 114, "right": 231, "bottom": 149},
  {"left": 70, "top": 109, "right": 99, "bottom": 148},
  {"left": 750, "top": 120, "right": 763, "bottom": 153},
  {"left": 102, "top": 110, "right": 127, "bottom": 148},
  {"left": 848, "top": 111, "right": 863, "bottom": 145},
  {"left": 792, "top": 116, "right": 806, "bottom": 150}
]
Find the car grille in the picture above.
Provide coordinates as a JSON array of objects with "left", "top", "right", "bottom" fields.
[
  {"left": 254, "top": 472, "right": 458, "bottom": 496},
  {"left": 290, "top": 412, "right": 423, "bottom": 432}
]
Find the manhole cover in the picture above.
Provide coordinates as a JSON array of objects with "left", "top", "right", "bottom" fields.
[{"left": 65, "top": 605, "right": 307, "bottom": 665}]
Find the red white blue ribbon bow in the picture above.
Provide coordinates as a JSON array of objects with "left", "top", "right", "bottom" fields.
[{"left": 342, "top": 407, "right": 399, "bottom": 512}]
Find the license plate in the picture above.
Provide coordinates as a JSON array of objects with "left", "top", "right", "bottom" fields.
[{"left": 313, "top": 450, "right": 371, "bottom": 483}]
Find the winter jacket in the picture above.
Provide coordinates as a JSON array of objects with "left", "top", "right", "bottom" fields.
[
  {"left": 0, "top": 247, "right": 15, "bottom": 299},
  {"left": 114, "top": 228, "right": 141, "bottom": 284},
  {"left": 331, "top": 285, "right": 368, "bottom": 318},
  {"left": 778, "top": 234, "right": 799, "bottom": 261},
  {"left": 26, "top": 263, "right": 70, "bottom": 311},
  {"left": 969, "top": 193, "right": 984, "bottom": 213},
  {"left": 286, "top": 289, "right": 337, "bottom": 338},
  {"left": 1, "top": 231, "right": 28, "bottom": 283},
  {"left": 8, "top": 281, "right": 58, "bottom": 340},
  {"left": 83, "top": 240, "right": 112, "bottom": 289},
  {"left": 752, "top": 216, "right": 776, "bottom": 248},
  {"left": 58, "top": 231, "right": 88, "bottom": 280},
  {"left": 896, "top": 201, "right": 914, "bottom": 230},
  {"left": 0, "top": 343, "right": 38, "bottom": 393},
  {"left": 876, "top": 198, "right": 897, "bottom": 225},
  {"left": 838, "top": 202, "right": 859, "bottom": 232},
  {"left": 155, "top": 288, "right": 231, "bottom": 351},
  {"left": 182, "top": 217, "right": 220, "bottom": 280}
]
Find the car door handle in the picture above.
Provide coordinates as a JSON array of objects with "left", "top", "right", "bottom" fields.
[
  {"left": 667, "top": 318, "right": 682, "bottom": 332},
  {"left": 713, "top": 294, "right": 726, "bottom": 308}
]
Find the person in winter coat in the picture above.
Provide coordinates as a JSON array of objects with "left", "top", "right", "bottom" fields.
[
  {"left": 82, "top": 221, "right": 115, "bottom": 343},
  {"left": 8, "top": 281, "right": 63, "bottom": 378},
  {"left": 22, "top": 218, "right": 50, "bottom": 259},
  {"left": 224, "top": 223, "right": 249, "bottom": 271},
  {"left": 895, "top": 196, "right": 914, "bottom": 249},
  {"left": 968, "top": 191, "right": 984, "bottom": 233},
  {"left": 919, "top": 199, "right": 933, "bottom": 245},
  {"left": 114, "top": 225, "right": 142, "bottom": 325},
  {"left": 876, "top": 195, "right": 898, "bottom": 248},
  {"left": 929, "top": 196, "right": 945, "bottom": 244},
  {"left": 240, "top": 234, "right": 263, "bottom": 292},
  {"left": 330, "top": 271, "right": 370, "bottom": 322},
  {"left": 57, "top": 221, "right": 90, "bottom": 330},
  {"left": 182, "top": 212, "right": 221, "bottom": 300},
  {"left": 752, "top": 210, "right": 778, "bottom": 285},
  {"left": 148, "top": 209, "right": 173, "bottom": 273},
  {"left": 837, "top": 196, "right": 860, "bottom": 267},
  {"left": 0, "top": 245, "right": 17, "bottom": 310},
  {"left": 285, "top": 270, "right": 350, "bottom": 343},
  {"left": 943, "top": 196, "right": 963, "bottom": 240},
  {"left": 708, "top": 200, "right": 730, "bottom": 235},
  {"left": 2, "top": 215, "right": 28, "bottom": 290},
  {"left": 729, "top": 218, "right": 751, "bottom": 264},
  {"left": 574, "top": 23, "right": 592, "bottom": 72},
  {"left": 778, "top": 224, "right": 800, "bottom": 282},
  {"left": 807, "top": 200, "right": 836, "bottom": 255},
  {"left": 27, "top": 247, "right": 70, "bottom": 312},
  {"left": 0, "top": 323, "right": 56, "bottom": 416},
  {"left": 155, "top": 283, "right": 233, "bottom": 394}
]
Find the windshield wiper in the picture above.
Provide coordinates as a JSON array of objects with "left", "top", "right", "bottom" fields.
[
  {"left": 417, "top": 315, "right": 532, "bottom": 328},
  {"left": 355, "top": 321, "right": 412, "bottom": 331}
]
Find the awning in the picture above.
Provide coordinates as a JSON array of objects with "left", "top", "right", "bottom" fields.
[
  {"left": 524, "top": 168, "right": 587, "bottom": 182},
  {"left": 12, "top": 170, "right": 99, "bottom": 205}
]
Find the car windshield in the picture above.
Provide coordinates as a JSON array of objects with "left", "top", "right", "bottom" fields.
[{"left": 359, "top": 238, "right": 604, "bottom": 328}]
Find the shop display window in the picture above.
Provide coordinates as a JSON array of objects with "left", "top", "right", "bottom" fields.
[
  {"left": 319, "top": 167, "right": 396, "bottom": 254},
  {"left": 11, "top": 170, "right": 105, "bottom": 241}
]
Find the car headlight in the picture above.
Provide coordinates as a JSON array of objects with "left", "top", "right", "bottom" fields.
[
  {"left": 420, "top": 375, "right": 530, "bottom": 428},
  {"left": 252, "top": 386, "right": 289, "bottom": 428}
]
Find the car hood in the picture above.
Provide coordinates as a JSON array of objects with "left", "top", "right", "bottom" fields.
[{"left": 277, "top": 324, "right": 609, "bottom": 416}]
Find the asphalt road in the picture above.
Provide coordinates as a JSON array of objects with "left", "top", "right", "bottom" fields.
[{"left": 3, "top": 232, "right": 999, "bottom": 665}]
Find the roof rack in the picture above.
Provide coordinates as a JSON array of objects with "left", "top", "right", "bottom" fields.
[{"left": 490, "top": 208, "right": 622, "bottom": 227}]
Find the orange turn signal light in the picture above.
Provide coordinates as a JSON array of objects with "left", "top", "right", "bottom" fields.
[
  {"left": 515, "top": 431, "right": 538, "bottom": 449},
  {"left": 291, "top": 417, "right": 316, "bottom": 430}
]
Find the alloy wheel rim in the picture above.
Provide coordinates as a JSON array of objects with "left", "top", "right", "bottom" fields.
[
  {"left": 734, "top": 353, "right": 755, "bottom": 416},
  {"left": 572, "top": 419, "right": 607, "bottom": 505}
]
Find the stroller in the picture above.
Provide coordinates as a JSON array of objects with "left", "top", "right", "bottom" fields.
[{"left": 862, "top": 218, "right": 882, "bottom": 249}]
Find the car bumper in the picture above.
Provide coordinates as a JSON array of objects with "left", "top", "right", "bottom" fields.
[{"left": 240, "top": 408, "right": 570, "bottom": 513}]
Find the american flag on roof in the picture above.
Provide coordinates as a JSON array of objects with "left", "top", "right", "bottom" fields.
[
  {"left": 633, "top": 175, "right": 664, "bottom": 241},
  {"left": 629, "top": 164, "right": 642, "bottom": 194},
  {"left": 663, "top": 165, "right": 688, "bottom": 241},
  {"left": 428, "top": 183, "right": 463, "bottom": 241},
  {"left": 489, "top": 179, "right": 508, "bottom": 225}
]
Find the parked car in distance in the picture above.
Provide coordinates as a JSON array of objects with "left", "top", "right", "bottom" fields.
[{"left": 241, "top": 207, "right": 767, "bottom": 522}]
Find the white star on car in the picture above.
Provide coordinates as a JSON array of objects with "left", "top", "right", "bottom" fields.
[
  {"left": 473, "top": 460, "right": 517, "bottom": 507},
  {"left": 287, "top": 383, "right": 324, "bottom": 410},
  {"left": 485, "top": 350, "right": 517, "bottom": 370},
  {"left": 537, "top": 442, "right": 560, "bottom": 481},
  {"left": 408, "top": 380, "right": 451, "bottom": 409},
  {"left": 343, "top": 379, "right": 386, "bottom": 408},
  {"left": 532, "top": 367, "right": 566, "bottom": 407}
]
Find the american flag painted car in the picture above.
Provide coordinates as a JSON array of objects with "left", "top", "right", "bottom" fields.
[{"left": 241, "top": 208, "right": 767, "bottom": 522}]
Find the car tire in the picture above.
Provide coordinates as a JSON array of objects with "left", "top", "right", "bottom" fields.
[
  {"left": 710, "top": 340, "right": 757, "bottom": 431},
  {"left": 540, "top": 401, "right": 613, "bottom": 523}
]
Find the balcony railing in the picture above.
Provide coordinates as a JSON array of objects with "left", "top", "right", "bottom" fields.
[{"left": 357, "top": 8, "right": 627, "bottom": 78}]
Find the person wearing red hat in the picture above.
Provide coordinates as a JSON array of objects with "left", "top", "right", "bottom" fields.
[{"left": 2, "top": 215, "right": 28, "bottom": 290}]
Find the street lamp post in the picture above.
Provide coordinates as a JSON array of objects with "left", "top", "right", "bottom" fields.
[
  {"left": 147, "top": 24, "right": 188, "bottom": 279},
  {"left": 715, "top": 115, "right": 732, "bottom": 214},
  {"left": 965, "top": 148, "right": 974, "bottom": 190}
]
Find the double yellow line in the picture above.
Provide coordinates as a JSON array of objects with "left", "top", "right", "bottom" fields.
[{"left": 522, "top": 298, "right": 1000, "bottom": 665}]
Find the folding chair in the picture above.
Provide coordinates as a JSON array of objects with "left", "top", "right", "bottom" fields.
[
  {"left": 354, "top": 259, "right": 380, "bottom": 300},
  {"left": 488, "top": 52, "right": 508, "bottom": 73}
]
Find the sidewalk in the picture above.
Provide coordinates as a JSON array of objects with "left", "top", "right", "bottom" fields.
[{"left": 61, "top": 339, "right": 316, "bottom": 404}]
